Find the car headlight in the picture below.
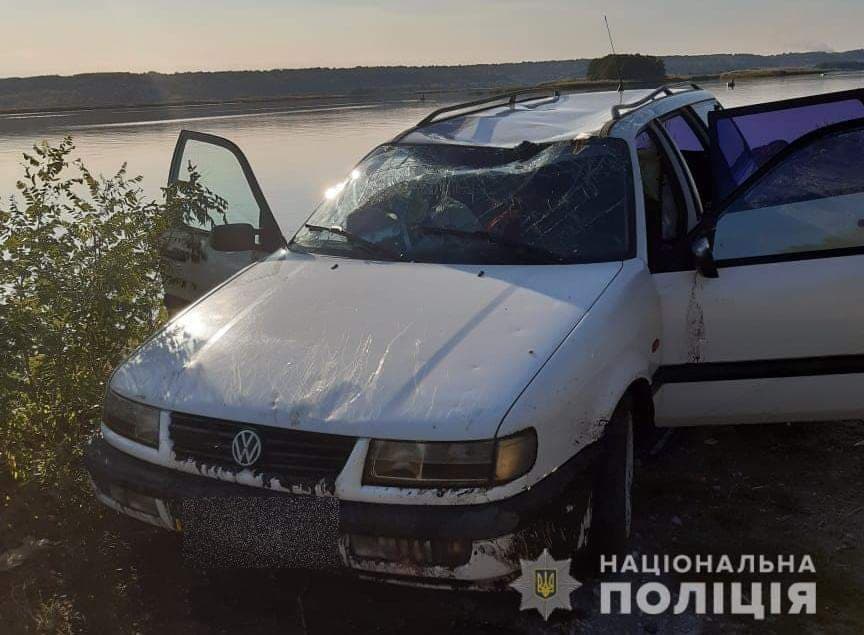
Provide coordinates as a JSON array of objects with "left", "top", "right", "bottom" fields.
[
  {"left": 363, "top": 428, "right": 536, "bottom": 487},
  {"left": 103, "top": 390, "right": 160, "bottom": 448}
]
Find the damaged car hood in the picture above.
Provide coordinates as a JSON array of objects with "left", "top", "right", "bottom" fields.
[{"left": 112, "top": 252, "right": 622, "bottom": 440}]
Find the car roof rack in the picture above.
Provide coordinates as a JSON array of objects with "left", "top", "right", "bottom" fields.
[
  {"left": 610, "top": 82, "right": 703, "bottom": 120},
  {"left": 413, "top": 88, "right": 562, "bottom": 129}
]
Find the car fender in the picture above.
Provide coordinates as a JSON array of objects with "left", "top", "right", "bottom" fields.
[{"left": 497, "top": 259, "right": 660, "bottom": 486}]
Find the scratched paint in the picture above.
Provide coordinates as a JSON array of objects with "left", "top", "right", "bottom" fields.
[
  {"left": 685, "top": 271, "right": 707, "bottom": 363},
  {"left": 111, "top": 254, "right": 622, "bottom": 443}
]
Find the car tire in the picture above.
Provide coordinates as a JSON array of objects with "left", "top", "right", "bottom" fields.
[
  {"left": 518, "top": 395, "right": 635, "bottom": 578},
  {"left": 585, "top": 394, "right": 635, "bottom": 565}
]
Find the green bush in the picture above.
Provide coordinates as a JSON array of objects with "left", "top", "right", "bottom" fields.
[
  {"left": 587, "top": 54, "right": 666, "bottom": 81},
  {"left": 0, "top": 137, "right": 203, "bottom": 488}
]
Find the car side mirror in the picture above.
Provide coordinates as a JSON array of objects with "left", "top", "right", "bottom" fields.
[
  {"left": 691, "top": 235, "right": 719, "bottom": 278},
  {"left": 210, "top": 223, "right": 256, "bottom": 252}
]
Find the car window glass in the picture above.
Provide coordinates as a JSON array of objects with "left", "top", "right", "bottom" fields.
[
  {"left": 291, "top": 139, "right": 633, "bottom": 265},
  {"left": 662, "top": 113, "right": 711, "bottom": 214},
  {"left": 714, "top": 126, "right": 864, "bottom": 261},
  {"left": 177, "top": 140, "right": 262, "bottom": 232},
  {"left": 636, "top": 130, "right": 690, "bottom": 271},
  {"left": 711, "top": 97, "right": 864, "bottom": 202},
  {"left": 691, "top": 100, "right": 717, "bottom": 126}
]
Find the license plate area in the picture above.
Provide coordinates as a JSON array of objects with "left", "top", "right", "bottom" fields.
[{"left": 180, "top": 495, "right": 343, "bottom": 569}]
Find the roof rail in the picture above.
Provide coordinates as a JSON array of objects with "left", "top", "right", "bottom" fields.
[
  {"left": 414, "top": 88, "right": 561, "bottom": 128},
  {"left": 610, "top": 82, "right": 703, "bottom": 120}
]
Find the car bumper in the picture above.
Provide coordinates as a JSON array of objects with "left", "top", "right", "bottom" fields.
[{"left": 84, "top": 436, "right": 599, "bottom": 588}]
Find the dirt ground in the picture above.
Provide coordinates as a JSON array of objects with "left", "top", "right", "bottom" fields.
[{"left": 2, "top": 420, "right": 863, "bottom": 634}]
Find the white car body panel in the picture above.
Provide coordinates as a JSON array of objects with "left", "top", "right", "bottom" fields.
[
  {"left": 498, "top": 259, "right": 660, "bottom": 477},
  {"left": 655, "top": 255, "right": 864, "bottom": 365},
  {"left": 163, "top": 228, "right": 259, "bottom": 303},
  {"left": 653, "top": 254, "right": 864, "bottom": 426},
  {"left": 113, "top": 253, "right": 622, "bottom": 442},
  {"left": 656, "top": 374, "right": 864, "bottom": 427}
]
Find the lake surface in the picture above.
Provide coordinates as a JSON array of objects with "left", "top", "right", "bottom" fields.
[{"left": 1, "top": 73, "right": 863, "bottom": 235}]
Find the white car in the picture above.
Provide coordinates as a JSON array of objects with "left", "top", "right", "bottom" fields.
[{"left": 86, "top": 84, "right": 864, "bottom": 587}]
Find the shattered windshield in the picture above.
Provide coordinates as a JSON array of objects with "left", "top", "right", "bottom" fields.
[{"left": 290, "top": 138, "right": 633, "bottom": 265}]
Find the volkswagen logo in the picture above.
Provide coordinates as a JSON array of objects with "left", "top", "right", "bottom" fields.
[{"left": 231, "top": 429, "right": 262, "bottom": 467}]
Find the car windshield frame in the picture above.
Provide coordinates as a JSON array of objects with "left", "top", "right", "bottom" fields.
[{"left": 289, "top": 138, "right": 636, "bottom": 266}]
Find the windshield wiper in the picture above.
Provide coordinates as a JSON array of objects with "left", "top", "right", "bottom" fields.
[
  {"left": 303, "top": 223, "right": 403, "bottom": 260},
  {"left": 412, "top": 225, "right": 566, "bottom": 264}
]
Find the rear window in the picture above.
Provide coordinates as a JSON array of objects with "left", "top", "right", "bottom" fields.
[{"left": 290, "top": 138, "right": 633, "bottom": 265}]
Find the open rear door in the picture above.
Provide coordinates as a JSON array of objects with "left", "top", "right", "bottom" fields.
[{"left": 163, "top": 130, "right": 285, "bottom": 310}]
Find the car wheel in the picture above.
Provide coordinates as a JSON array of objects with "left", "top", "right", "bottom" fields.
[
  {"left": 517, "top": 395, "right": 635, "bottom": 577},
  {"left": 586, "top": 394, "right": 635, "bottom": 563}
]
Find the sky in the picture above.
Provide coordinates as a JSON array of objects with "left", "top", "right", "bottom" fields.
[{"left": 1, "top": 0, "right": 862, "bottom": 78}]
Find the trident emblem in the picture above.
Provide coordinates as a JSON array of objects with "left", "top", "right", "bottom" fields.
[
  {"left": 511, "top": 548, "right": 581, "bottom": 620},
  {"left": 535, "top": 569, "right": 557, "bottom": 599}
]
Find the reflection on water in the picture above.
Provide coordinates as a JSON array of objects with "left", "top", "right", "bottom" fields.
[
  {"left": 700, "top": 73, "right": 864, "bottom": 108},
  {"left": 0, "top": 73, "right": 862, "bottom": 235},
  {"left": 0, "top": 98, "right": 436, "bottom": 234}
]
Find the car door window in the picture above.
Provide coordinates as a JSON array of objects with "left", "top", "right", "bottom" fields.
[
  {"left": 164, "top": 131, "right": 284, "bottom": 308},
  {"left": 177, "top": 140, "right": 261, "bottom": 231},
  {"left": 662, "top": 111, "right": 712, "bottom": 213},
  {"left": 710, "top": 91, "right": 864, "bottom": 203},
  {"left": 636, "top": 129, "right": 690, "bottom": 271},
  {"left": 691, "top": 100, "right": 719, "bottom": 127},
  {"left": 168, "top": 131, "right": 283, "bottom": 253},
  {"left": 714, "top": 122, "right": 864, "bottom": 262}
]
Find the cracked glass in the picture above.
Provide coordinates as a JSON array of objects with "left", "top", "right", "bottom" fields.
[
  {"left": 715, "top": 125, "right": 864, "bottom": 260},
  {"left": 290, "top": 138, "right": 633, "bottom": 265}
]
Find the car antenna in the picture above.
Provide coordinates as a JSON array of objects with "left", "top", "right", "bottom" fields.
[{"left": 603, "top": 15, "right": 625, "bottom": 95}]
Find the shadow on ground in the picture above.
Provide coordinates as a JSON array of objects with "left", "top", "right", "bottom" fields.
[{"left": 2, "top": 421, "right": 863, "bottom": 633}]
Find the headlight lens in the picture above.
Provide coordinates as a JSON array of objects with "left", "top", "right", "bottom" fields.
[
  {"left": 363, "top": 429, "right": 536, "bottom": 487},
  {"left": 103, "top": 390, "right": 160, "bottom": 448}
]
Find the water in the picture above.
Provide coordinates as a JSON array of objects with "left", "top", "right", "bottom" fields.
[{"left": 1, "top": 73, "right": 862, "bottom": 235}]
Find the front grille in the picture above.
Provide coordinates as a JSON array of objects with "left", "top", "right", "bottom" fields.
[{"left": 169, "top": 412, "right": 357, "bottom": 483}]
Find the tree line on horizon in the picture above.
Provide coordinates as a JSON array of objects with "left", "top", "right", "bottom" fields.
[
  {"left": 587, "top": 54, "right": 666, "bottom": 81},
  {"left": 0, "top": 49, "right": 862, "bottom": 112}
]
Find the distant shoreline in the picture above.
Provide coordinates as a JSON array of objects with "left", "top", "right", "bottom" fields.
[
  {"left": 0, "top": 90, "right": 500, "bottom": 118},
  {"left": 543, "top": 67, "right": 832, "bottom": 92},
  {"left": 694, "top": 67, "right": 827, "bottom": 80},
  {"left": 0, "top": 64, "right": 858, "bottom": 118}
]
